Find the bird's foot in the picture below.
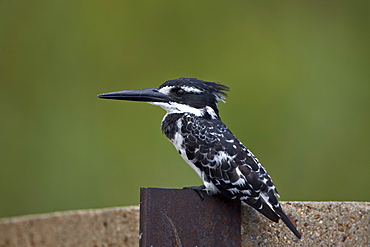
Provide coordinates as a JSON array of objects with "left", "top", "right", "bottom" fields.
[{"left": 183, "top": 185, "right": 206, "bottom": 200}]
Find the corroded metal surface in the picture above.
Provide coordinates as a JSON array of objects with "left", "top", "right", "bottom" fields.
[{"left": 140, "top": 187, "right": 241, "bottom": 247}]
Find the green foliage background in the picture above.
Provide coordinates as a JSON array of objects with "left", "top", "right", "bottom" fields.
[{"left": 1, "top": 1, "right": 369, "bottom": 218}]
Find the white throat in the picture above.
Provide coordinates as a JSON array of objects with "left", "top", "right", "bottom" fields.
[{"left": 150, "top": 101, "right": 217, "bottom": 119}]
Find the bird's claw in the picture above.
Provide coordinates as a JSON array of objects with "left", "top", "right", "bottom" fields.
[{"left": 183, "top": 185, "right": 206, "bottom": 201}]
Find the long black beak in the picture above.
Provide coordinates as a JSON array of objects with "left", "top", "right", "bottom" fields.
[{"left": 98, "top": 88, "right": 170, "bottom": 103}]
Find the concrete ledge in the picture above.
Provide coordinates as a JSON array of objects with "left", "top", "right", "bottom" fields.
[
  {"left": 0, "top": 202, "right": 368, "bottom": 246},
  {"left": 241, "top": 201, "right": 369, "bottom": 246},
  {"left": 0, "top": 206, "right": 140, "bottom": 247}
]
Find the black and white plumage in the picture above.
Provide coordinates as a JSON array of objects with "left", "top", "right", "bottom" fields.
[{"left": 98, "top": 77, "right": 301, "bottom": 239}]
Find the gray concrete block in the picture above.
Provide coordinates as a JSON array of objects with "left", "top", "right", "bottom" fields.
[
  {"left": 0, "top": 206, "right": 140, "bottom": 247},
  {"left": 242, "top": 201, "right": 369, "bottom": 246},
  {"left": 0, "top": 202, "right": 368, "bottom": 246}
]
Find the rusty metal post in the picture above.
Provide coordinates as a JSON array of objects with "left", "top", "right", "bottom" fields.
[{"left": 139, "top": 187, "right": 241, "bottom": 246}]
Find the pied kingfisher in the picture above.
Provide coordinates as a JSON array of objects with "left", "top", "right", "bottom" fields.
[{"left": 98, "top": 77, "right": 301, "bottom": 239}]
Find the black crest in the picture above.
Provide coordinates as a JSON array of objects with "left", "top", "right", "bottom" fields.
[{"left": 160, "top": 78, "right": 230, "bottom": 102}]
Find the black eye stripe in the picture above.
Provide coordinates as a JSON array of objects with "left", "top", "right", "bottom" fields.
[
  {"left": 172, "top": 87, "right": 185, "bottom": 96},
  {"left": 177, "top": 88, "right": 185, "bottom": 96}
]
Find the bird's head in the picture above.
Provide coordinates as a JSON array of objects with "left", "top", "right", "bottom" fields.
[{"left": 98, "top": 78, "right": 229, "bottom": 118}]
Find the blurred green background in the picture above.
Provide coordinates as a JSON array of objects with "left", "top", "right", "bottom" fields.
[{"left": 0, "top": 1, "right": 369, "bottom": 218}]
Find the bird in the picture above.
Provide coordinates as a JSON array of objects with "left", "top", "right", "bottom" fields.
[{"left": 98, "top": 77, "right": 301, "bottom": 239}]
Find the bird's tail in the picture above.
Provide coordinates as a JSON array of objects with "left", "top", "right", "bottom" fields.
[
  {"left": 245, "top": 199, "right": 301, "bottom": 239},
  {"left": 245, "top": 199, "right": 280, "bottom": 223},
  {"left": 274, "top": 207, "right": 301, "bottom": 239}
]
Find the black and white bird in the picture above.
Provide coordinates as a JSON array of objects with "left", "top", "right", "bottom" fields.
[{"left": 98, "top": 77, "right": 301, "bottom": 239}]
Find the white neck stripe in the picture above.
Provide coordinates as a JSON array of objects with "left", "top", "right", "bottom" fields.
[{"left": 149, "top": 102, "right": 217, "bottom": 119}]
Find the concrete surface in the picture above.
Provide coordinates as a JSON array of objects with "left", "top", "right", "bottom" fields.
[
  {"left": 241, "top": 201, "right": 369, "bottom": 246},
  {"left": 0, "top": 206, "right": 140, "bottom": 247},
  {"left": 0, "top": 202, "right": 368, "bottom": 246}
]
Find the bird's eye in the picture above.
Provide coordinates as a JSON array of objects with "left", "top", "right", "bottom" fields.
[{"left": 175, "top": 88, "right": 185, "bottom": 97}]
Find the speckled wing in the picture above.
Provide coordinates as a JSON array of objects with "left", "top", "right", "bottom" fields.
[{"left": 180, "top": 114, "right": 281, "bottom": 222}]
